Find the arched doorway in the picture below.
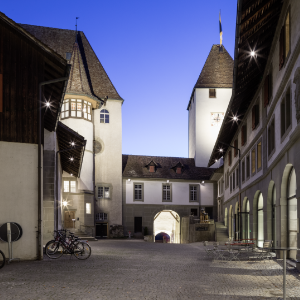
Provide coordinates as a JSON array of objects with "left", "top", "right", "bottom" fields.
[
  {"left": 228, "top": 205, "right": 233, "bottom": 239},
  {"left": 155, "top": 232, "right": 170, "bottom": 243},
  {"left": 257, "top": 193, "right": 264, "bottom": 247},
  {"left": 234, "top": 201, "right": 239, "bottom": 240},
  {"left": 288, "top": 168, "right": 297, "bottom": 259},
  {"left": 224, "top": 208, "right": 228, "bottom": 227},
  {"left": 153, "top": 210, "right": 180, "bottom": 244},
  {"left": 267, "top": 181, "right": 276, "bottom": 244},
  {"left": 241, "top": 197, "right": 250, "bottom": 240}
]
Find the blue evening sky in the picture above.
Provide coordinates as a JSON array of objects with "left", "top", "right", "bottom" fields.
[{"left": 1, "top": 0, "right": 237, "bottom": 158}]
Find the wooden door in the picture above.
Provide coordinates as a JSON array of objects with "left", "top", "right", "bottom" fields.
[
  {"left": 96, "top": 223, "right": 107, "bottom": 238},
  {"left": 64, "top": 211, "right": 75, "bottom": 228}
]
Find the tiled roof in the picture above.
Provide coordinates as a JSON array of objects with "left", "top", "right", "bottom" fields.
[
  {"left": 122, "top": 155, "right": 216, "bottom": 180},
  {"left": 66, "top": 41, "right": 92, "bottom": 96},
  {"left": 19, "top": 24, "right": 123, "bottom": 101},
  {"left": 194, "top": 45, "right": 233, "bottom": 89}
]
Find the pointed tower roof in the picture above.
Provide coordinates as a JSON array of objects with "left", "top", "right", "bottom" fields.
[
  {"left": 194, "top": 45, "right": 233, "bottom": 89},
  {"left": 66, "top": 41, "right": 92, "bottom": 96},
  {"left": 19, "top": 24, "right": 123, "bottom": 101}
]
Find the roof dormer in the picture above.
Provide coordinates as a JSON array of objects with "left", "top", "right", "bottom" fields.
[
  {"left": 145, "top": 160, "right": 158, "bottom": 173},
  {"left": 171, "top": 162, "right": 184, "bottom": 174}
]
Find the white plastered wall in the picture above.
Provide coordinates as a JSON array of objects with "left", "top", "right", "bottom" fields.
[
  {"left": 192, "top": 88, "right": 232, "bottom": 168},
  {"left": 0, "top": 141, "right": 40, "bottom": 260},
  {"left": 95, "top": 99, "right": 123, "bottom": 225}
]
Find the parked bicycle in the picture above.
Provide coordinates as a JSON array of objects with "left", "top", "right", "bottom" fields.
[
  {"left": 45, "top": 229, "right": 91, "bottom": 260},
  {"left": 0, "top": 250, "right": 5, "bottom": 269}
]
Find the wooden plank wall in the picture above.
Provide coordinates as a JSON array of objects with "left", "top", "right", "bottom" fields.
[{"left": 0, "top": 20, "right": 67, "bottom": 144}]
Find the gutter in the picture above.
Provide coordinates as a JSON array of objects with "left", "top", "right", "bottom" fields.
[{"left": 207, "top": 0, "right": 242, "bottom": 167}]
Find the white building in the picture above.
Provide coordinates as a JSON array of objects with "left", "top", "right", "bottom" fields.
[{"left": 188, "top": 45, "right": 233, "bottom": 168}]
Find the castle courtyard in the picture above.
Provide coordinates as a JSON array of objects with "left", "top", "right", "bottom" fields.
[{"left": 1, "top": 240, "right": 300, "bottom": 300}]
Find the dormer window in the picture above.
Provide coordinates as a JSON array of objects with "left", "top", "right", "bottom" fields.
[
  {"left": 145, "top": 160, "right": 157, "bottom": 173},
  {"left": 171, "top": 162, "right": 184, "bottom": 174}
]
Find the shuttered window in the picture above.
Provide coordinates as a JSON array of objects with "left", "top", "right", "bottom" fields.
[
  {"left": 234, "top": 139, "right": 238, "bottom": 157},
  {"left": 209, "top": 89, "right": 216, "bottom": 98},
  {"left": 233, "top": 171, "right": 235, "bottom": 190},
  {"left": 251, "top": 148, "right": 256, "bottom": 174},
  {"left": 281, "top": 88, "right": 291, "bottom": 137},
  {"left": 257, "top": 142, "right": 262, "bottom": 170},
  {"left": 242, "top": 160, "right": 245, "bottom": 182},
  {"left": 246, "top": 156, "right": 250, "bottom": 179},
  {"left": 241, "top": 125, "right": 247, "bottom": 146},
  {"left": 252, "top": 105, "right": 259, "bottom": 130},
  {"left": 268, "top": 119, "right": 275, "bottom": 156}
]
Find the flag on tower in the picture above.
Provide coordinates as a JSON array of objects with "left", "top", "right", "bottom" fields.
[{"left": 219, "top": 11, "right": 223, "bottom": 46}]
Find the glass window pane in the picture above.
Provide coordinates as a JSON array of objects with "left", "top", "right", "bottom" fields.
[
  {"left": 252, "top": 149, "right": 256, "bottom": 174},
  {"left": 77, "top": 103, "right": 82, "bottom": 111},
  {"left": 257, "top": 142, "right": 262, "bottom": 169},
  {"left": 258, "top": 210, "right": 264, "bottom": 247},
  {"left": 258, "top": 193, "right": 263, "bottom": 209},
  {"left": 86, "top": 203, "right": 91, "bottom": 214},
  {"left": 70, "top": 181, "right": 76, "bottom": 193},
  {"left": 71, "top": 103, "right": 76, "bottom": 110},
  {"left": 104, "top": 187, "right": 110, "bottom": 198},
  {"left": 88, "top": 114, "right": 91, "bottom": 120},
  {"left": 64, "top": 181, "right": 69, "bottom": 192},
  {"left": 105, "top": 115, "right": 109, "bottom": 123},
  {"left": 61, "top": 112, "right": 64, "bottom": 119},
  {"left": 65, "top": 102, "right": 69, "bottom": 111},
  {"left": 65, "top": 111, "right": 69, "bottom": 118},
  {"left": 77, "top": 111, "right": 82, "bottom": 117}
]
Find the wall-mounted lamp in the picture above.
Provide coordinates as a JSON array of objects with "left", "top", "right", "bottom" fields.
[
  {"left": 128, "top": 178, "right": 131, "bottom": 181},
  {"left": 62, "top": 200, "right": 68, "bottom": 207},
  {"left": 167, "top": 180, "right": 169, "bottom": 183}
]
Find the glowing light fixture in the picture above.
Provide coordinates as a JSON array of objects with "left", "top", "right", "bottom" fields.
[
  {"left": 71, "top": 142, "right": 75, "bottom": 146},
  {"left": 250, "top": 51, "right": 255, "bottom": 57},
  {"left": 219, "top": 149, "right": 223, "bottom": 153},
  {"left": 70, "top": 157, "right": 74, "bottom": 161},
  {"left": 46, "top": 102, "right": 50, "bottom": 107},
  {"left": 62, "top": 200, "right": 68, "bottom": 207}
]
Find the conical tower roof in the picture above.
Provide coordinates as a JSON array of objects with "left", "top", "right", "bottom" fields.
[
  {"left": 194, "top": 45, "right": 233, "bottom": 89},
  {"left": 66, "top": 40, "right": 92, "bottom": 96}
]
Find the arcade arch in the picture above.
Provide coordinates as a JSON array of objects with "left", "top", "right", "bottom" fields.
[{"left": 153, "top": 210, "right": 180, "bottom": 244}]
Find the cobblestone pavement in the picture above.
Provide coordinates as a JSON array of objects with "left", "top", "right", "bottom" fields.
[{"left": 0, "top": 240, "right": 300, "bottom": 300}]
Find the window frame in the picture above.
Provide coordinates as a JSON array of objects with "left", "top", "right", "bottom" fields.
[
  {"left": 63, "top": 180, "right": 77, "bottom": 193},
  {"left": 133, "top": 182, "right": 144, "bottom": 202},
  {"left": 242, "top": 159, "right": 245, "bottom": 183},
  {"left": 241, "top": 124, "right": 247, "bottom": 146},
  {"left": 268, "top": 117, "right": 276, "bottom": 158},
  {"left": 189, "top": 184, "right": 199, "bottom": 202},
  {"left": 162, "top": 183, "right": 172, "bottom": 202},
  {"left": 281, "top": 85, "right": 292, "bottom": 142},
  {"left": 61, "top": 99, "right": 92, "bottom": 121},
  {"left": 100, "top": 109, "right": 109, "bottom": 124},
  {"left": 209, "top": 89, "right": 216, "bottom": 98},
  {"left": 246, "top": 155, "right": 250, "bottom": 179},
  {"left": 251, "top": 147, "right": 256, "bottom": 176},
  {"left": 257, "top": 139, "right": 262, "bottom": 172},
  {"left": 228, "top": 150, "right": 232, "bottom": 166},
  {"left": 234, "top": 139, "right": 238, "bottom": 157},
  {"left": 97, "top": 185, "right": 111, "bottom": 199}
]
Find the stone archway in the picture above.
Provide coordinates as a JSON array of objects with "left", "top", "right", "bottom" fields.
[{"left": 153, "top": 210, "right": 180, "bottom": 244}]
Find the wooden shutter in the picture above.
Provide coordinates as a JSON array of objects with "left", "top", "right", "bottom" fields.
[
  {"left": 0, "top": 74, "right": 2, "bottom": 113},
  {"left": 279, "top": 26, "right": 285, "bottom": 70},
  {"left": 264, "top": 75, "right": 269, "bottom": 107},
  {"left": 252, "top": 106, "right": 256, "bottom": 129}
]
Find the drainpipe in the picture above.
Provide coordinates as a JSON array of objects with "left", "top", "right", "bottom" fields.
[{"left": 38, "top": 73, "right": 70, "bottom": 260}]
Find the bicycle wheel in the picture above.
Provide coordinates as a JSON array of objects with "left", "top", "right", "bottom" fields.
[
  {"left": 74, "top": 242, "right": 91, "bottom": 260},
  {"left": 0, "top": 250, "right": 5, "bottom": 269},
  {"left": 45, "top": 241, "right": 64, "bottom": 259}
]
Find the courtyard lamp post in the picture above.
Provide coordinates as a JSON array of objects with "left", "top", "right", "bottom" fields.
[{"left": 219, "top": 141, "right": 241, "bottom": 241}]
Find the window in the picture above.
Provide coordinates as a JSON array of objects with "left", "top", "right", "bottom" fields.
[
  {"left": 100, "top": 109, "right": 109, "bottom": 123},
  {"left": 95, "top": 212, "right": 107, "bottom": 221},
  {"left": 241, "top": 125, "right": 247, "bottom": 146},
  {"left": 61, "top": 99, "right": 92, "bottom": 121},
  {"left": 86, "top": 203, "right": 91, "bottom": 214},
  {"left": 252, "top": 104, "right": 259, "bottom": 130},
  {"left": 279, "top": 10, "right": 291, "bottom": 70},
  {"left": 281, "top": 87, "right": 291, "bottom": 138},
  {"left": 63, "top": 181, "right": 76, "bottom": 193},
  {"left": 209, "top": 89, "right": 216, "bottom": 98},
  {"left": 191, "top": 208, "right": 198, "bottom": 216},
  {"left": 251, "top": 148, "right": 256, "bottom": 175},
  {"left": 162, "top": 184, "right": 172, "bottom": 202},
  {"left": 149, "top": 165, "right": 155, "bottom": 173},
  {"left": 70, "top": 181, "right": 76, "bottom": 193},
  {"left": 232, "top": 171, "right": 235, "bottom": 190},
  {"left": 64, "top": 181, "right": 69, "bottom": 193},
  {"left": 189, "top": 185, "right": 198, "bottom": 201},
  {"left": 246, "top": 155, "right": 250, "bottom": 179},
  {"left": 242, "top": 160, "right": 245, "bottom": 182},
  {"left": 257, "top": 141, "right": 262, "bottom": 170},
  {"left": 97, "top": 186, "right": 110, "bottom": 199},
  {"left": 176, "top": 167, "right": 182, "bottom": 174},
  {"left": 264, "top": 73, "right": 272, "bottom": 107},
  {"left": 134, "top": 183, "right": 144, "bottom": 201},
  {"left": 234, "top": 139, "right": 238, "bottom": 157},
  {"left": 66, "top": 52, "right": 72, "bottom": 60},
  {"left": 268, "top": 119, "right": 275, "bottom": 156},
  {"left": 236, "top": 168, "right": 239, "bottom": 187},
  {"left": 228, "top": 150, "right": 232, "bottom": 166},
  {"left": 98, "top": 187, "right": 103, "bottom": 198},
  {"left": 230, "top": 175, "right": 232, "bottom": 192}
]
